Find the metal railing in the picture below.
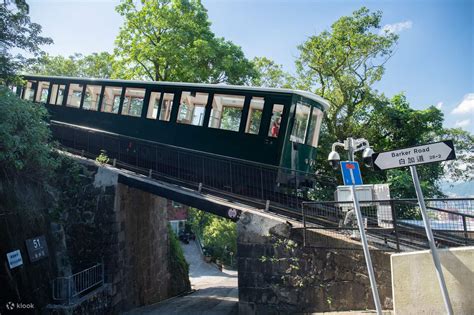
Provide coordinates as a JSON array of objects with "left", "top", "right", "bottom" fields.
[
  {"left": 52, "top": 263, "right": 104, "bottom": 305},
  {"left": 50, "top": 121, "right": 336, "bottom": 215},
  {"left": 300, "top": 198, "right": 474, "bottom": 251}
]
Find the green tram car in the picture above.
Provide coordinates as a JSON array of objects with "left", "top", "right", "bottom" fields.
[{"left": 18, "top": 75, "right": 329, "bottom": 185}]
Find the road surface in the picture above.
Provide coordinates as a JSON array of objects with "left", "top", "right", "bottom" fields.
[{"left": 125, "top": 240, "right": 238, "bottom": 315}]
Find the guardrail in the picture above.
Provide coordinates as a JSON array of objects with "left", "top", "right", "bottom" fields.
[
  {"left": 300, "top": 198, "right": 474, "bottom": 251},
  {"left": 50, "top": 121, "right": 337, "bottom": 215},
  {"left": 52, "top": 263, "right": 104, "bottom": 305}
]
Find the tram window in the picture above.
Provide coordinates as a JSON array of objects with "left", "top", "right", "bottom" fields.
[
  {"left": 49, "top": 84, "right": 66, "bottom": 105},
  {"left": 290, "top": 102, "right": 311, "bottom": 144},
  {"left": 177, "top": 91, "right": 209, "bottom": 126},
  {"left": 35, "top": 81, "right": 50, "bottom": 103},
  {"left": 23, "top": 81, "right": 37, "bottom": 101},
  {"left": 268, "top": 103, "right": 284, "bottom": 138},
  {"left": 66, "top": 83, "right": 83, "bottom": 108},
  {"left": 208, "top": 94, "right": 245, "bottom": 132},
  {"left": 101, "top": 86, "right": 123, "bottom": 114},
  {"left": 147, "top": 92, "right": 162, "bottom": 119},
  {"left": 306, "top": 107, "right": 323, "bottom": 148},
  {"left": 159, "top": 93, "right": 175, "bottom": 121},
  {"left": 83, "top": 85, "right": 102, "bottom": 111},
  {"left": 122, "top": 88, "right": 145, "bottom": 117},
  {"left": 245, "top": 97, "right": 264, "bottom": 135}
]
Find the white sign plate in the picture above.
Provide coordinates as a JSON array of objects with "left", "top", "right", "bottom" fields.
[
  {"left": 372, "top": 140, "right": 455, "bottom": 171},
  {"left": 6, "top": 250, "right": 23, "bottom": 269}
]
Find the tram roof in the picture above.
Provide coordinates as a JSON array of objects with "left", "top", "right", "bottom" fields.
[{"left": 23, "top": 74, "right": 330, "bottom": 110}]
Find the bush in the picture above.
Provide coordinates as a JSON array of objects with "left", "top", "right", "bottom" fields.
[
  {"left": 168, "top": 224, "right": 189, "bottom": 274},
  {"left": 0, "top": 86, "right": 57, "bottom": 180}
]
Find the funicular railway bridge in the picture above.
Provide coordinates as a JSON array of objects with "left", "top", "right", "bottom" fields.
[
  {"left": 52, "top": 120, "right": 474, "bottom": 250},
  {"left": 13, "top": 75, "right": 474, "bottom": 313}
]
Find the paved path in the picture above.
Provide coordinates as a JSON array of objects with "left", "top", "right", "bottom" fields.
[{"left": 125, "top": 240, "right": 238, "bottom": 315}]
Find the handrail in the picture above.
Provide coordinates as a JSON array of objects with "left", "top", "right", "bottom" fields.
[
  {"left": 50, "top": 120, "right": 336, "bottom": 184},
  {"left": 303, "top": 199, "right": 474, "bottom": 218},
  {"left": 52, "top": 263, "right": 104, "bottom": 305},
  {"left": 301, "top": 199, "right": 473, "bottom": 251}
]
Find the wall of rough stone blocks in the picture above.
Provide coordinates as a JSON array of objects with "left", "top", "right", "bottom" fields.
[
  {"left": 98, "top": 179, "right": 190, "bottom": 312},
  {"left": 237, "top": 211, "right": 393, "bottom": 314}
]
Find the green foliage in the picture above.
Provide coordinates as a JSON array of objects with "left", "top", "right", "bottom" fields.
[
  {"left": 202, "top": 216, "right": 236, "bottom": 265},
  {"left": 168, "top": 224, "right": 189, "bottom": 274},
  {"left": 187, "top": 207, "right": 211, "bottom": 238},
  {"left": 296, "top": 7, "right": 398, "bottom": 139},
  {"left": 95, "top": 150, "right": 110, "bottom": 165},
  {"left": 0, "top": 0, "right": 53, "bottom": 84},
  {"left": 360, "top": 94, "right": 446, "bottom": 198},
  {"left": 114, "top": 0, "right": 255, "bottom": 84},
  {"left": 0, "top": 86, "right": 57, "bottom": 179},
  {"left": 438, "top": 128, "right": 474, "bottom": 183},
  {"left": 49, "top": 154, "right": 89, "bottom": 221},
  {"left": 260, "top": 236, "right": 308, "bottom": 288},
  {"left": 292, "top": 7, "right": 471, "bottom": 198},
  {"left": 26, "top": 52, "right": 115, "bottom": 78},
  {"left": 251, "top": 57, "right": 294, "bottom": 88},
  {"left": 188, "top": 208, "right": 236, "bottom": 266},
  {"left": 220, "top": 108, "right": 242, "bottom": 131}
]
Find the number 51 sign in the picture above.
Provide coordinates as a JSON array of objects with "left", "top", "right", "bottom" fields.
[{"left": 25, "top": 235, "right": 49, "bottom": 263}]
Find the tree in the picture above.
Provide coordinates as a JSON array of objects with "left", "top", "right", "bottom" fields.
[
  {"left": 187, "top": 208, "right": 237, "bottom": 266},
  {"left": 251, "top": 57, "right": 294, "bottom": 88},
  {"left": 296, "top": 7, "right": 398, "bottom": 140},
  {"left": 0, "top": 0, "right": 52, "bottom": 84},
  {"left": 359, "top": 94, "right": 446, "bottom": 198},
  {"left": 202, "top": 216, "right": 236, "bottom": 266},
  {"left": 292, "top": 7, "right": 467, "bottom": 198},
  {"left": 114, "top": 0, "right": 255, "bottom": 84},
  {"left": 438, "top": 128, "right": 474, "bottom": 183},
  {"left": 26, "top": 52, "right": 115, "bottom": 78}
]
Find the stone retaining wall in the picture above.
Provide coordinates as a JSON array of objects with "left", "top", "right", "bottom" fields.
[{"left": 238, "top": 211, "right": 393, "bottom": 314}]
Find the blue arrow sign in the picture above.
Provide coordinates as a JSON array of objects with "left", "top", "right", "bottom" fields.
[{"left": 340, "top": 161, "right": 363, "bottom": 185}]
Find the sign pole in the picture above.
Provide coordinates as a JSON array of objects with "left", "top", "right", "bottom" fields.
[
  {"left": 349, "top": 170, "right": 382, "bottom": 315},
  {"left": 409, "top": 165, "right": 453, "bottom": 315}
]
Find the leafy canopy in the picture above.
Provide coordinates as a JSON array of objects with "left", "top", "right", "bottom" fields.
[
  {"left": 251, "top": 57, "right": 294, "bottom": 88},
  {"left": 114, "top": 0, "right": 255, "bottom": 84},
  {"left": 296, "top": 7, "right": 398, "bottom": 139},
  {"left": 293, "top": 7, "right": 472, "bottom": 198},
  {"left": 26, "top": 52, "right": 115, "bottom": 78},
  {"left": 0, "top": 0, "right": 52, "bottom": 84}
]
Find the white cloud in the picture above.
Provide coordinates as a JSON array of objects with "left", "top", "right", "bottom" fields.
[
  {"left": 454, "top": 119, "right": 471, "bottom": 128},
  {"left": 381, "top": 21, "right": 413, "bottom": 34},
  {"left": 436, "top": 102, "right": 443, "bottom": 110},
  {"left": 452, "top": 93, "right": 474, "bottom": 114}
]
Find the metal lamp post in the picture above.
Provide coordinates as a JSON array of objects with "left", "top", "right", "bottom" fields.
[{"left": 329, "top": 137, "right": 382, "bottom": 315}]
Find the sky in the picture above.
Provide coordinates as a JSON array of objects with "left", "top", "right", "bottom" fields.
[{"left": 27, "top": 0, "right": 473, "bottom": 133}]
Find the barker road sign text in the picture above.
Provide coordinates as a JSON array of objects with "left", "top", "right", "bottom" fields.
[{"left": 372, "top": 140, "right": 455, "bottom": 171}]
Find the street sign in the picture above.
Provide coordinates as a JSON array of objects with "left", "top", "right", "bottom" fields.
[
  {"left": 340, "top": 161, "right": 363, "bottom": 185},
  {"left": 25, "top": 235, "right": 49, "bottom": 263},
  {"left": 371, "top": 140, "right": 456, "bottom": 314},
  {"left": 6, "top": 250, "right": 23, "bottom": 269},
  {"left": 372, "top": 140, "right": 455, "bottom": 171}
]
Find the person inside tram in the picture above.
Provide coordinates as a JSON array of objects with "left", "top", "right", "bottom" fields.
[{"left": 271, "top": 117, "right": 281, "bottom": 137}]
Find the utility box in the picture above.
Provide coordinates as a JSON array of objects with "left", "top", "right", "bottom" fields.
[{"left": 335, "top": 184, "right": 392, "bottom": 228}]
